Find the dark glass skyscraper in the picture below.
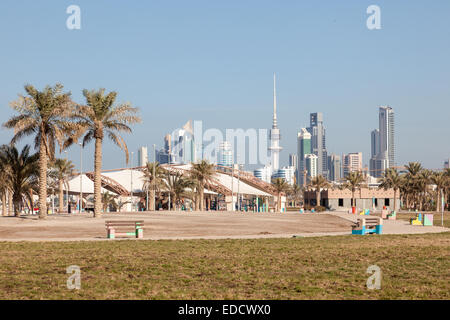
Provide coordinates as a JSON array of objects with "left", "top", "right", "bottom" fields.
[{"left": 307, "top": 112, "right": 328, "bottom": 178}]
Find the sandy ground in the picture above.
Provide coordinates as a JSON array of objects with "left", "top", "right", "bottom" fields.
[{"left": 0, "top": 210, "right": 447, "bottom": 242}]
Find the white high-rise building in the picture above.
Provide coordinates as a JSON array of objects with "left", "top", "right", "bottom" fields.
[
  {"left": 273, "top": 166, "right": 296, "bottom": 185},
  {"left": 268, "top": 73, "right": 282, "bottom": 172},
  {"left": 370, "top": 107, "right": 395, "bottom": 177},
  {"left": 171, "top": 120, "right": 196, "bottom": 164},
  {"left": 218, "top": 141, "right": 233, "bottom": 167},
  {"left": 343, "top": 152, "right": 363, "bottom": 177},
  {"left": 138, "top": 146, "right": 148, "bottom": 167},
  {"left": 379, "top": 106, "right": 395, "bottom": 168},
  {"left": 254, "top": 165, "right": 273, "bottom": 183},
  {"left": 304, "top": 154, "right": 318, "bottom": 181}
]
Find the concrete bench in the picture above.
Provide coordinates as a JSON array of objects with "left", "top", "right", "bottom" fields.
[
  {"left": 105, "top": 220, "right": 144, "bottom": 239},
  {"left": 352, "top": 217, "right": 382, "bottom": 235}
]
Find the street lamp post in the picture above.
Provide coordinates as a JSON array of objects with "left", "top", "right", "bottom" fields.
[
  {"left": 130, "top": 152, "right": 134, "bottom": 212},
  {"left": 79, "top": 143, "right": 83, "bottom": 213},
  {"left": 231, "top": 165, "right": 234, "bottom": 211},
  {"left": 237, "top": 164, "right": 241, "bottom": 211},
  {"left": 441, "top": 189, "right": 444, "bottom": 227},
  {"left": 64, "top": 150, "right": 69, "bottom": 213},
  {"left": 51, "top": 187, "right": 55, "bottom": 215},
  {"left": 153, "top": 144, "right": 156, "bottom": 211}
]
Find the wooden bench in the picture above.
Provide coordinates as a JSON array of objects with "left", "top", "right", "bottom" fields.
[
  {"left": 105, "top": 220, "right": 144, "bottom": 239},
  {"left": 352, "top": 217, "right": 382, "bottom": 235}
]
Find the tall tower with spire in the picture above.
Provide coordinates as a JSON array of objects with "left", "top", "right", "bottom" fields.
[{"left": 268, "top": 73, "right": 282, "bottom": 171}]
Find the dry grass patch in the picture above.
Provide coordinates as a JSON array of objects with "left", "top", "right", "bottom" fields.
[{"left": 0, "top": 233, "right": 449, "bottom": 299}]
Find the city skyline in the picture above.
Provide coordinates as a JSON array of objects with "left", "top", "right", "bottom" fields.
[{"left": 0, "top": 1, "right": 449, "bottom": 171}]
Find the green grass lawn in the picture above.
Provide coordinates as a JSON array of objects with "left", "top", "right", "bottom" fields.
[{"left": 1, "top": 233, "right": 449, "bottom": 299}]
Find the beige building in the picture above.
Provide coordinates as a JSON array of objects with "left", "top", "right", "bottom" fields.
[
  {"left": 304, "top": 187, "right": 400, "bottom": 211},
  {"left": 342, "top": 152, "right": 362, "bottom": 177}
]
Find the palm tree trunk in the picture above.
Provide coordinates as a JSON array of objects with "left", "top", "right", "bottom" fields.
[
  {"left": 149, "top": 189, "right": 155, "bottom": 211},
  {"left": 194, "top": 193, "right": 199, "bottom": 211},
  {"left": 436, "top": 189, "right": 440, "bottom": 213},
  {"left": 59, "top": 179, "right": 64, "bottom": 213},
  {"left": 94, "top": 137, "right": 103, "bottom": 218},
  {"left": 393, "top": 189, "right": 397, "bottom": 211},
  {"left": 2, "top": 192, "right": 7, "bottom": 216},
  {"left": 316, "top": 191, "right": 320, "bottom": 208},
  {"left": 278, "top": 193, "right": 282, "bottom": 212},
  {"left": 8, "top": 189, "right": 13, "bottom": 216},
  {"left": 13, "top": 192, "right": 21, "bottom": 217},
  {"left": 30, "top": 188, "right": 34, "bottom": 214},
  {"left": 2, "top": 190, "right": 8, "bottom": 217},
  {"left": 352, "top": 190, "right": 355, "bottom": 209},
  {"left": 199, "top": 185, "right": 204, "bottom": 211},
  {"left": 38, "top": 137, "right": 48, "bottom": 219}
]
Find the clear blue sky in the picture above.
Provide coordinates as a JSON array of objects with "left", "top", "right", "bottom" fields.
[{"left": 0, "top": 0, "right": 449, "bottom": 171}]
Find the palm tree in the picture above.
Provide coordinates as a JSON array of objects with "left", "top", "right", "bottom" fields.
[
  {"left": 164, "top": 171, "right": 195, "bottom": 210},
  {"left": 101, "top": 192, "right": 117, "bottom": 212},
  {"left": 431, "top": 171, "right": 447, "bottom": 212},
  {"left": 272, "top": 178, "right": 291, "bottom": 212},
  {"left": 51, "top": 158, "right": 75, "bottom": 213},
  {"left": 417, "top": 169, "right": 432, "bottom": 210},
  {"left": 445, "top": 168, "right": 450, "bottom": 208},
  {"left": 0, "top": 145, "right": 39, "bottom": 216},
  {"left": 116, "top": 198, "right": 131, "bottom": 213},
  {"left": 67, "top": 88, "right": 141, "bottom": 217},
  {"left": 404, "top": 162, "right": 423, "bottom": 209},
  {"left": 3, "top": 84, "right": 73, "bottom": 219},
  {"left": 309, "top": 175, "right": 329, "bottom": 207},
  {"left": 405, "top": 162, "right": 423, "bottom": 177},
  {"left": 288, "top": 183, "right": 303, "bottom": 207},
  {"left": 190, "top": 160, "right": 215, "bottom": 211},
  {"left": 0, "top": 170, "right": 9, "bottom": 216},
  {"left": 142, "top": 162, "right": 166, "bottom": 211},
  {"left": 343, "top": 171, "right": 365, "bottom": 208},
  {"left": 378, "top": 168, "right": 404, "bottom": 211}
]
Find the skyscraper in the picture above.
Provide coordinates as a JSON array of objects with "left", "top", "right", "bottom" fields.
[
  {"left": 164, "top": 134, "right": 172, "bottom": 154},
  {"left": 218, "top": 141, "right": 233, "bottom": 167},
  {"left": 171, "top": 120, "right": 196, "bottom": 164},
  {"left": 289, "top": 153, "right": 298, "bottom": 183},
  {"left": 379, "top": 106, "right": 395, "bottom": 168},
  {"left": 268, "top": 73, "right": 282, "bottom": 172},
  {"left": 307, "top": 112, "right": 327, "bottom": 177},
  {"left": 289, "top": 154, "right": 297, "bottom": 171},
  {"left": 272, "top": 166, "right": 296, "bottom": 185},
  {"left": 138, "top": 146, "right": 148, "bottom": 167},
  {"left": 304, "top": 154, "right": 318, "bottom": 182},
  {"left": 370, "top": 107, "right": 395, "bottom": 177},
  {"left": 254, "top": 165, "right": 273, "bottom": 183},
  {"left": 297, "top": 128, "right": 311, "bottom": 186},
  {"left": 328, "top": 154, "right": 341, "bottom": 182},
  {"left": 371, "top": 129, "right": 380, "bottom": 158}
]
